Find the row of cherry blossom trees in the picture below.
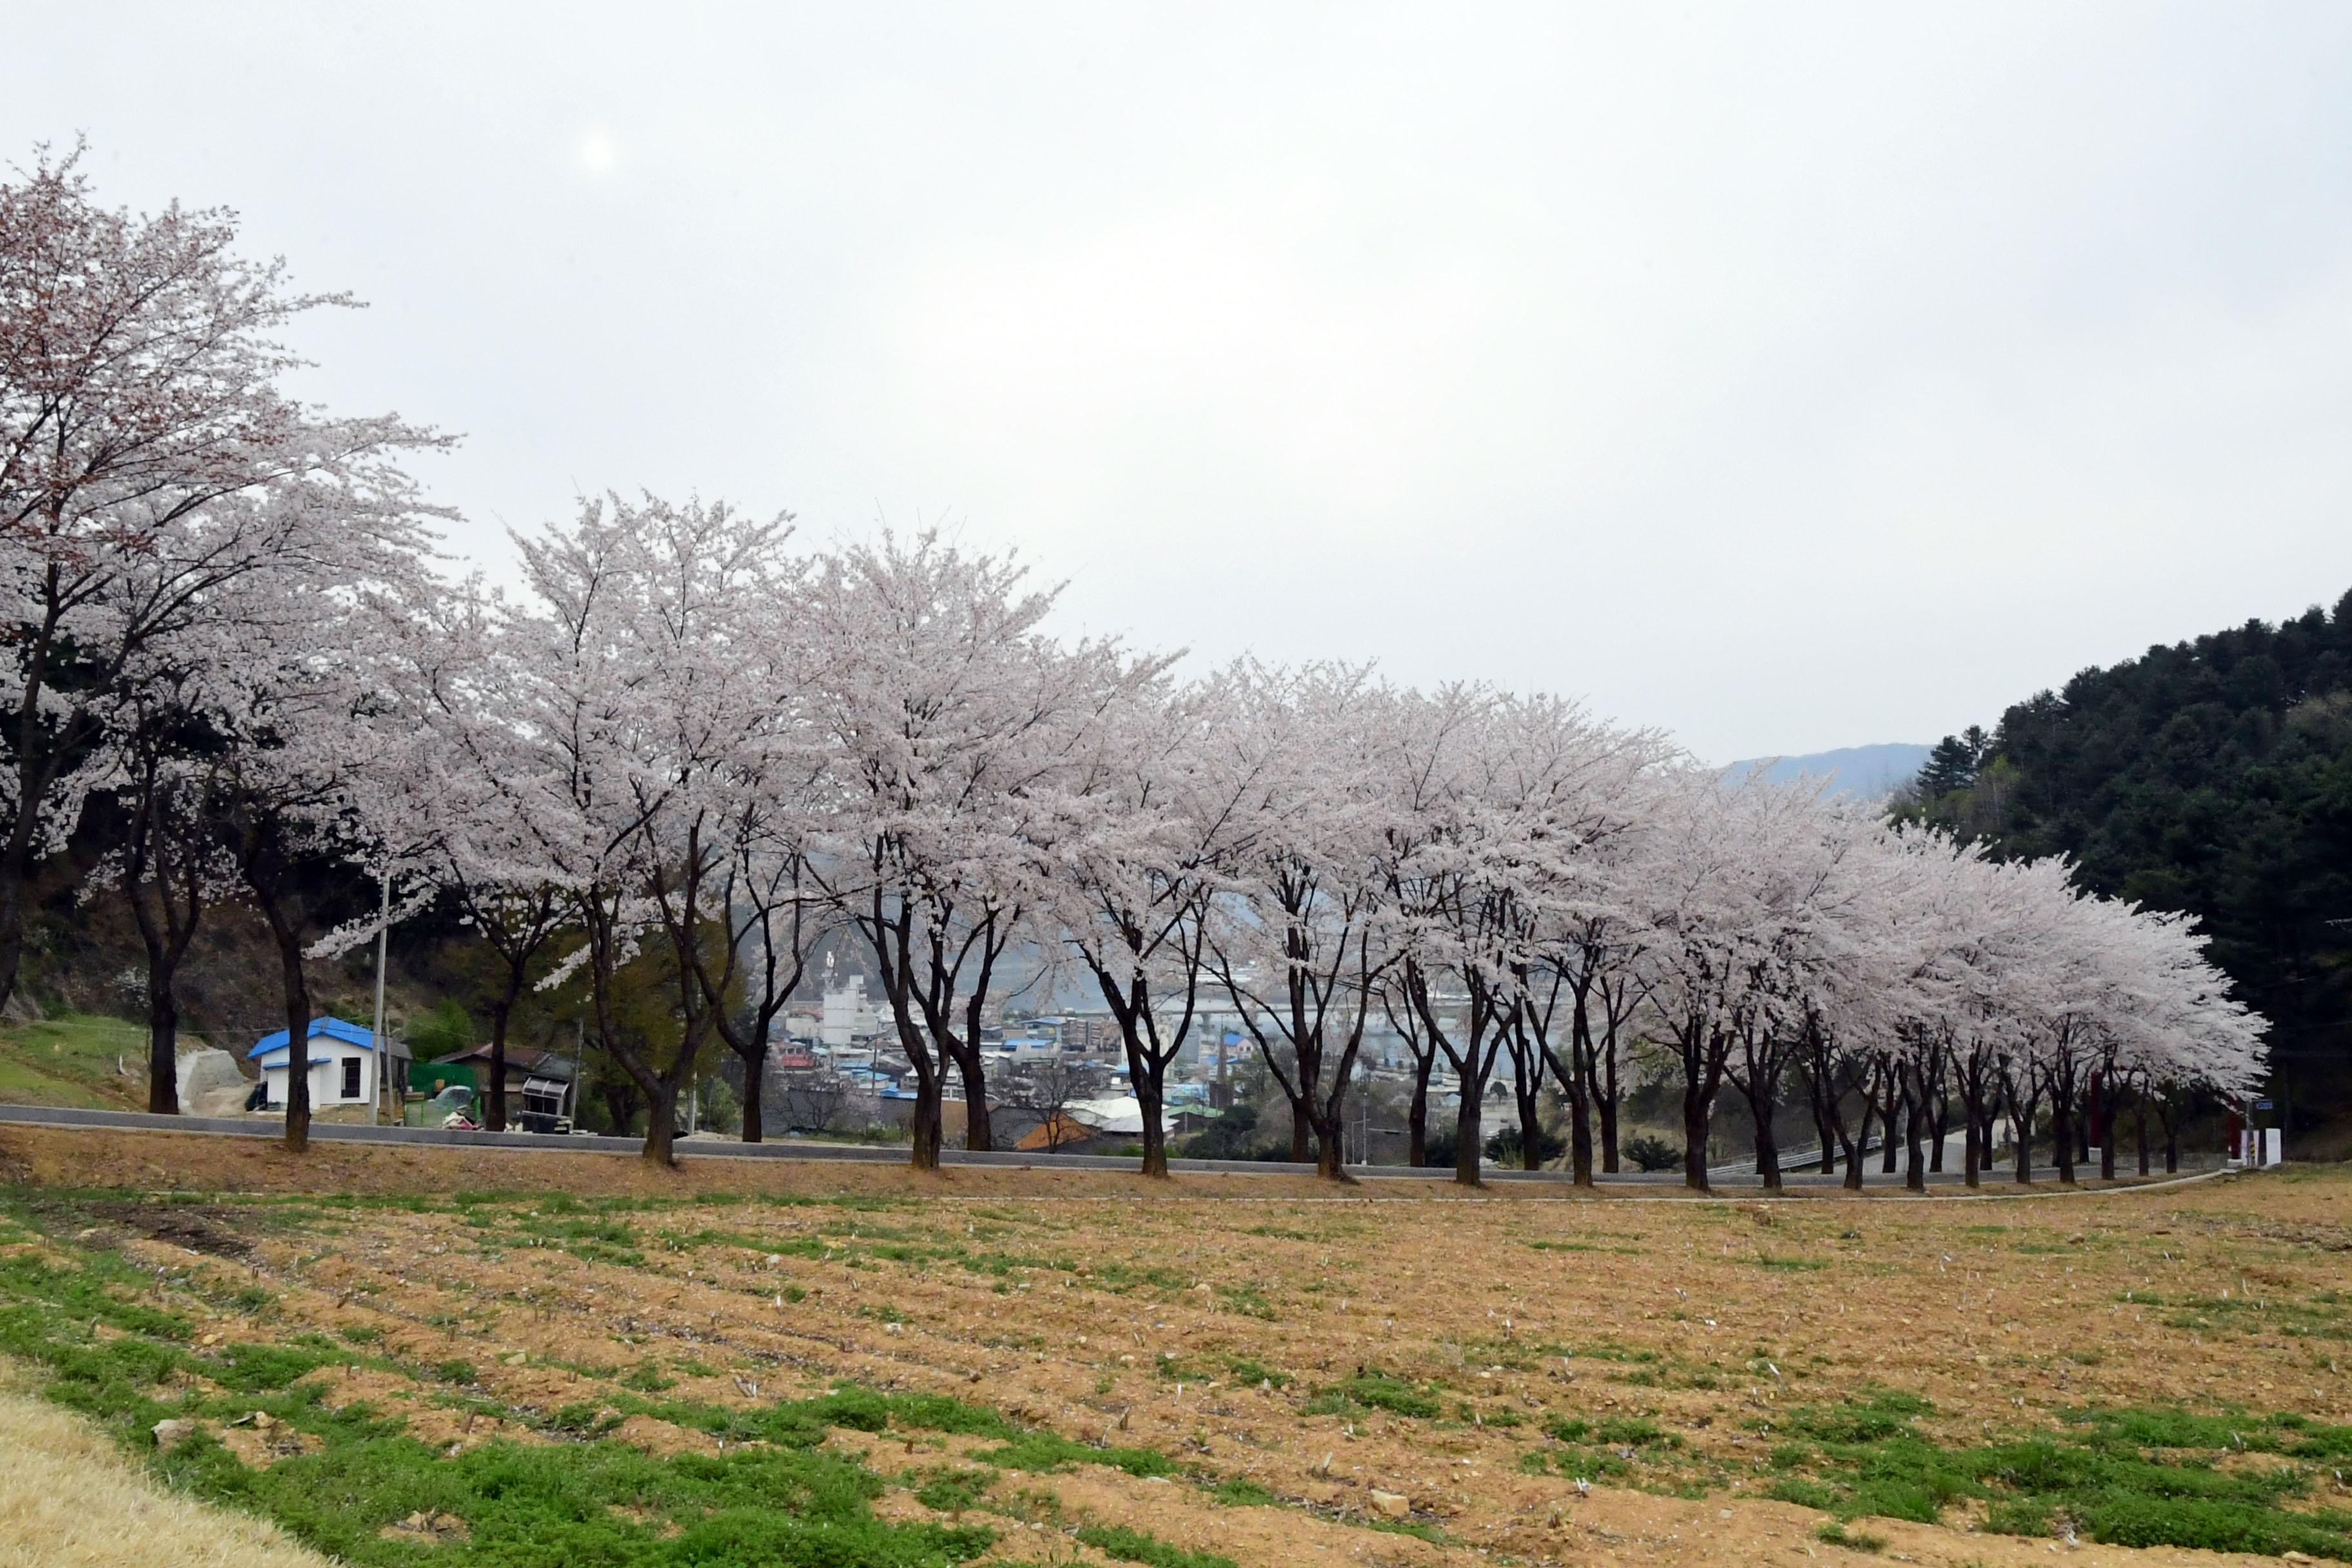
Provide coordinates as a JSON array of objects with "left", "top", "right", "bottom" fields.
[
  {"left": 389, "top": 502, "right": 2263, "bottom": 1183},
  {"left": 1, "top": 146, "right": 2268, "bottom": 1173}
]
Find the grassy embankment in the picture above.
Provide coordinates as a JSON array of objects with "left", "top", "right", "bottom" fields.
[{"left": 0, "top": 1014, "right": 150, "bottom": 1110}]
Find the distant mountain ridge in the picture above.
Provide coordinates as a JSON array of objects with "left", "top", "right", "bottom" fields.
[{"left": 1721, "top": 742, "right": 1932, "bottom": 801}]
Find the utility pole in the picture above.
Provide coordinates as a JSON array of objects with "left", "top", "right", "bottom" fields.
[{"left": 369, "top": 867, "right": 391, "bottom": 1126}]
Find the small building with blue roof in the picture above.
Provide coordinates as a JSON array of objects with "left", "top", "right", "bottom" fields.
[{"left": 250, "top": 1017, "right": 378, "bottom": 1110}]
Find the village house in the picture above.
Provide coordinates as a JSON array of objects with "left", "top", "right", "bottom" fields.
[{"left": 249, "top": 1017, "right": 378, "bottom": 1111}]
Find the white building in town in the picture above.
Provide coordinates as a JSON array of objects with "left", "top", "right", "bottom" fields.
[{"left": 249, "top": 1017, "right": 379, "bottom": 1110}]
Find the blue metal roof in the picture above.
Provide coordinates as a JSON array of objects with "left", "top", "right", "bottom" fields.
[{"left": 249, "top": 1016, "right": 377, "bottom": 1059}]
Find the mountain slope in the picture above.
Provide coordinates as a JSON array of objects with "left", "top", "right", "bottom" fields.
[{"left": 1722, "top": 742, "right": 1934, "bottom": 801}]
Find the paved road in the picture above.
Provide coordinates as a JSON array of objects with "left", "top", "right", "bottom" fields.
[{"left": 0, "top": 1102, "right": 2214, "bottom": 1192}]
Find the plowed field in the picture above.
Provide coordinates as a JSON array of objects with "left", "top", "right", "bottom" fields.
[{"left": 3, "top": 1124, "right": 2348, "bottom": 1568}]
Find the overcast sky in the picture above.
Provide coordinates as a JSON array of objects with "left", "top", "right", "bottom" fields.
[{"left": 12, "top": 4, "right": 2352, "bottom": 761}]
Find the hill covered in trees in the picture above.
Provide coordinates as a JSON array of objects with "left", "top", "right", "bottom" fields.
[{"left": 1899, "top": 591, "right": 2352, "bottom": 1150}]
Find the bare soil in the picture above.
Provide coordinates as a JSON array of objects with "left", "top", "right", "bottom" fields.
[{"left": 7, "top": 1122, "right": 2349, "bottom": 1568}]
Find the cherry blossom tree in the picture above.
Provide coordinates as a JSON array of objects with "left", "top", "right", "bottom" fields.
[
  {"left": 1206, "top": 663, "right": 1393, "bottom": 1182},
  {"left": 1502, "top": 704, "right": 1675, "bottom": 1181},
  {"left": 1625, "top": 772, "right": 1855, "bottom": 1191},
  {"left": 804, "top": 532, "right": 1142, "bottom": 1169},
  {"left": 84, "top": 663, "right": 236, "bottom": 1113},
  {"left": 487, "top": 494, "right": 801, "bottom": 1165},
  {"left": 1048, "top": 668, "right": 1244, "bottom": 1177},
  {"left": 1383, "top": 685, "right": 1529, "bottom": 1188},
  {"left": 404, "top": 591, "right": 575, "bottom": 1132},
  {"left": 0, "top": 143, "right": 444, "bottom": 1010},
  {"left": 182, "top": 484, "right": 444, "bottom": 1152}
]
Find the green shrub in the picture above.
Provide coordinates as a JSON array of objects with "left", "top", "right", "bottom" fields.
[{"left": 1623, "top": 1134, "right": 1681, "bottom": 1172}]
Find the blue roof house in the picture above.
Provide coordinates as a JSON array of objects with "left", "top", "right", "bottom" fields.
[{"left": 250, "top": 1017, "right": 379, "bottom": 1112}]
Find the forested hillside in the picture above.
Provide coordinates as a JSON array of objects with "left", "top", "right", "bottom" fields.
[{"left": 1901, "top": 591, "right": 2352, "bottom": 1149}]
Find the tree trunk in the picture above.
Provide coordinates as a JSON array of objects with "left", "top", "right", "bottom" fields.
[
  {"left": 1928, "top": 1092, "right": 1951, "bottom": 1173},
  {"left": 1290, "top": 1099, "right": 1312, "bottom": 1164},
  {"left": 1407, "top": 1055, "right": 1431, "bottom": 1168},
  {"left": 1559, "top": 995, "right": 1593, "bottom": 1186},
  {"left": 2053, "top": 1079, "right": 2077, "bottom": 1185},
  {"left": 1808, "top": 1075, "right": 1838, "bottom": 1175},
  {"left": 486, "top": 1002, "right": 510, "bottom": 1133},
  {"left": 1880, "top": 1083, "right": 1903, "bottom": 1173},
  {"left": 1681, "top": 1077, "right": 1713, "bottom": 1193},
  {"left": 1315, "top": 1091, "right": 1353, "bottom": 1183},
  {"left": 1453, "top": 1078, "right": 1484, "bottom": 1188},
  {"left": 739, "top": 1039, "right": 767, "bottom": 1143},
  {"left": 260, "top": 899, "right": 312, "bottom": 1153},
  {"left": 2013, "top": 1092, "right": 2036, "bottom": 1184},
  {"left": 130, "top": 827, "right": 195, "bottom": 1119},
  {"left": 1903, "top": 1085, "right": 1926, "bottom": 1192},
  {"left": 1136, "top": 1068, "right": 1168, "bottom": 1179},
  {"left": 1565, "top": 1054, "right": 1594, "bottom": 1188},
  {"left": 600, "top": 1077, "right": 641, "bottom": 1135},
  {"left": 1961, "top": 1083, "right": 1983, "bottom": 1189},
  {"left": 1747, "top": 1081, "right": 1781, "bottom": 1193},
  {"left": 1837, "top": 1121, "right": 1865, "bottom": 1190},
  {"left": 1844, "top": 1084, "right": 1874, "bottom": 1191},
  {"left": 952, "top": 1044, "right": 993, "bottom": 1152},
  {"left": 908, "top": 1075, "right": 943, "bottom": 1171},
  {"left": 146, "top": 981, "right": 181, "bottom": 1116},
  {"left": 1514, "top": 1076, "right": 1543, "bottom": 1172},
  {"left": 1596, "top": 1047, "right": 1622, "bottom": 1174},
  {"left": 641, "top": 1082, "right": 678, "bottom": 1166},
  {"left": 0, "top": 855, "right": 28, "bottom": 1017}
]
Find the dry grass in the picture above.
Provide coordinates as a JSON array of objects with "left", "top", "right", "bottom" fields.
[{"left": 0, "top": 1364, "right": 328, "bottom": 1568}]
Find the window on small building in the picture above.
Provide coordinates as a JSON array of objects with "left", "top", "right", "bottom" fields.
[{"left": 342, "top": 1055, "right": 362, "bottom": 1100}]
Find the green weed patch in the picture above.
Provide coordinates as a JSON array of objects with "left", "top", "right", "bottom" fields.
[
  {"left": 1075, "top": 1523, "right": 1239, "bottom": 1568},
  {"left": 1765, "top": 1395, "right": 2352, "bottom": 1560},
  {"left": 1304, "top": 1369, "right": 1442, "bottom": 1420},
  {"left": 974, "top": 1429, "right": 1177, "bottom": 1478}
]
